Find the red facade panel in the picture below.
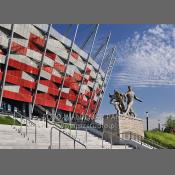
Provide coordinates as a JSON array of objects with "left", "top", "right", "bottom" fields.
[
  {"left": 0, "top": 71, "right": 2, "bottom": 81},
  {"left": 45, "top": 50, "right": 56, "bottom": 61},
  {"left": 28, "top": 42, "right": 42, "bottom": 53},
  {"left": 11, "top": 42, "right": 27, "bottom": 55},
  {"left": 73, "top": 72, "right": 82, "bottom": 81},
  {"left": 71, "top": 52, "right": 79, "bottom": 59},
  {"left": 29, "top": 33, "right": 45, "bottom": 47},
  {"left": 54, "top": 62, "right": 65, "bottom": 72},
  {"left": 8, "top": 58, "right": 39, "bottom": 75},
  {"left": 61, "top": 90, "right": 77, "bottom": 102},
  {"left": 57, "top": 99, "right": 73, "bottom": 112},
  {"left": 75, "top": 104, "right": 85, "bottom": 115},
  {"left": 3, "top": 90, "right": 32, "bottom": 102},
  {"left": 35, "top": 93, "right": 56, "bottom": 107},
  {"left": 4, "top": 70, "right": 36, "bottom": 89},
  {"left": 51, "top": 75, "right": 62, "bottom": 84},
  {"left": 42, "top": 66, "right": 52, "bottom": 74},
  {"left": 48, "top": 87, "right": 59, "bottom": 96},
  {"left": 64, "top": 77, "right": 79, "bottom": 91}
]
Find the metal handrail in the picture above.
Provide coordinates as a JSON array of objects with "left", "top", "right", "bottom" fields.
[
  {"left": 49, "top": 126, "right": 86, "bottom": 149},
  {"left": 101, "top": 130, "right": 126, "bottom": 149},
  {"left": 59, "top": 122, "right": 88, "bottom": 146},
  {"left": 13, "top": 111, "right": 37, "bottom": 143},
  {"left": 44, "top": 116, "right": 87, "bottom": 146},
  {"left": 43, "top": 114, "right": 64, "bottom": 128},
  {"left": 101, "top": 130, "right": 161, "bottom": 150},
  {"left": 120, "top": 131, "right": 166, "bottom": 149}
]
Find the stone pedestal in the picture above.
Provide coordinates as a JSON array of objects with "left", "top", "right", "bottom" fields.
[{"left": 103, "top": 114, "right": 144, "bottom": 144}]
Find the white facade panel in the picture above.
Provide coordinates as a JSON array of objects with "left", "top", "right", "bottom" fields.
[
  {"left": 33, "top": 24, "right": 48, "bottom": 33},
  {"left": 43, "top": 56, "right": 54, "bottom": 67},
  {"left": 99, "top": 69, "right": 105, "bottom": 78},
  {"left": 52, "top": 69, "right": 62, "bottom": 77},
  {"left": 80, "top": 85, "right": 90, "bottom": 93},
  {"left": 66, "top": 100, "right": 73, "bottom": 107},
  {"left": 29, "top": 25, "right": 44, "bottom": 38},
  {"left": 87, "top": 81, "right": 94, "bottom": 88},
  {"left": 84, "top": 74, "right": 90, "bottom": 80},
  {"left": 21, "top": 72, "right": 35, "bottom": 82},
  {"left": 26, "top": 49, "right": 42, "bottom": 62},
  {"left": 83, "top": 95, "right": 88, "bottom": 102},
  {"left": 62, "top": 88, "right": 70, "bottom": 93},
  {"left": 0, "top": 55, "right": 5, "bottom": 64},
  {"left": 38, "top": 83, "right": 48, "bottom": 93},
  {"left": 93, "top": 95, "right": 98, "bottom": 102},
  {"left": 4, "top": 84, "right": 20, "bottom": 93},
  {"left": 89, "top": 57, "right": 99, "bottom": 70},
  {"left": 9, "top": 54, "right": 38, "bottom": 68},
  {"left": 0, "top": 24, "right": 12, "bottom": 30},
  {"left": 13, "top": 38, "right": 28, "bottom": 47},
  {"left": 69, "top": 56, "right": 85, "bottom": 70},
  {"left": 14, "top": 24, "right": 30, "bottom": 39},
  {"left": 0, "top": 30, "right": 8, "bottom": 37},
  {"left": 56, "top": 50, "right": 68, "bottom": 60},
  {"left": 40, "top": 70, "right": 51, "bottom": 80},
  {"left": 48, "top": 38, "right": 65, "bottom": 50},
  {"left": 50, "top": 27, "right": 72, "bottom": 47},
  {"left": 55, "top": 56, "right": 64, "bottom": 65},
  {"left": 90, "top": 70, "right": 96, "bottom": 79},
  {"left": 94, "top": 83, "right": 99, "bottom": 90},
  {"left": 66, "top": 65, "right": 76, "bottom": 76},
  {"left": 0, "top": 36, "right": 8, "bottom": 48},
  {"left": 79, "top": 49, "right": 88, "bottom": 61}
]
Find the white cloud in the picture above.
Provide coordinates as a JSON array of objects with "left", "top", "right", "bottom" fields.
[{"left": 113, "top": 24, "right": 175, "bottom": 87}]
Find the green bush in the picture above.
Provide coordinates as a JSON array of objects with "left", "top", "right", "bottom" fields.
[
  {"left": 62, "top": 123, "right": 76, "bottom": 130},
  {"left": 145, "top": 131, "right": 175, "bottom": 149},
  {"left": 55, "top": 122, "right": 76, "bottom": 130}
]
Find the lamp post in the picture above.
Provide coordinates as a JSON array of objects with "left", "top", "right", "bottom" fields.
[
  {"left": 146, "top": 112, "right": 149, "bottom": 131},
  {"left": 158, "top": 119, "right": 161, "bottom": 131}
]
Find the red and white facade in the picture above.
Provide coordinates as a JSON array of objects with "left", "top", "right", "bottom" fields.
[{"left": 0, "top": 24, "right": 106, "bottom": 119}]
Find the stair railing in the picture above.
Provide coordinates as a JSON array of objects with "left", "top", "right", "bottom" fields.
[
  {"left": 120, "top": 131, "right": 166, "bottom": 149},
  {"left": 49, "top": 126, "right": 86, "bottom": 149},
  {"left": 13, "top": 111, "right": 37, "bottom": 143}
]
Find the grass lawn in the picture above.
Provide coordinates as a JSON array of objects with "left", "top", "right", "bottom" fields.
[
  {"left": 145, "top": 131, "right": 175, "bottom": 149},
  {"left": 0, "top": 115, "right": 21, "bottom": 126},
  {"left": 57, "top": 122, "right": 76, "bottom": 130}
]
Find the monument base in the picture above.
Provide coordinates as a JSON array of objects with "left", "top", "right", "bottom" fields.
[{"left": 103, "top": 114, "right": 144, "bottom": 144}]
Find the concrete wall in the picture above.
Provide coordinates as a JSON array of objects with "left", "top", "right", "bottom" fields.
[
  {"left": 103, "top": 114, "right": 144, "bottom": 144},
  {"left": 119, "top": 115, "right": 144, "bottom": 137}
]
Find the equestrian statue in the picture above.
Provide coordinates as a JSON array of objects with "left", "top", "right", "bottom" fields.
[{"left": 109, "top": 86, "right": 142, "bottom": 117}]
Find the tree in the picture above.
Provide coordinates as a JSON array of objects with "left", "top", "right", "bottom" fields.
[{"left": 164, "top": 115, "right": 175, "bottom": 133}]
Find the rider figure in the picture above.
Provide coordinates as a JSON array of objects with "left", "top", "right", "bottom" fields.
[
  {"left": 114, "top": 90, "right": 125, "bottom": 114},
  {"left": 109, "top": 90, "right": 125, "bottom": 115},
  {"left": 124, "top": 86, "right": 142, "bottom": 117}
]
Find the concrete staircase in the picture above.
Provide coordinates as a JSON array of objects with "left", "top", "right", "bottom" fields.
[
  {"left": 0, "top": 120, "right": 133, "bottom": 149},
  {"left": 0, "top": 124, "right": 37, "bottom": 149}
]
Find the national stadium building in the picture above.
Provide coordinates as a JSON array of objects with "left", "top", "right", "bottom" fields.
[{"left": 0, "top": 24, "right": 116, "bottom": 121}]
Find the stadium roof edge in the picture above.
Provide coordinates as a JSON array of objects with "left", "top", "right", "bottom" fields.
[{"left": 33, "top": 24, "right": 105, "bottom": 72}]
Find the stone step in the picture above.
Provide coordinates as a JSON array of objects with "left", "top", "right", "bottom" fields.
[{"left": 0, "top": 123, "right": 133, "bottom": 149}]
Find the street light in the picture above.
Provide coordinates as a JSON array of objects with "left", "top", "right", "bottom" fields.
[
  {"left": 158, "top": 119, "right": 161, "bottom": 131},
  {"left": 146, "top": 112, "right": 149, "bottom": 131}
]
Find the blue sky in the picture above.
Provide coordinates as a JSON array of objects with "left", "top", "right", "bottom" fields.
[{"left": 53, "top": 24, "right": 175, "bottom": 123}]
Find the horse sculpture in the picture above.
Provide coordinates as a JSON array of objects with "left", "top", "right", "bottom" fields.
[
  {"left": 109, "top": 90, "right": 125, "bottom": 115},
  {"left": 109, "top": 87, "right": 142, "bottom": 117}
]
